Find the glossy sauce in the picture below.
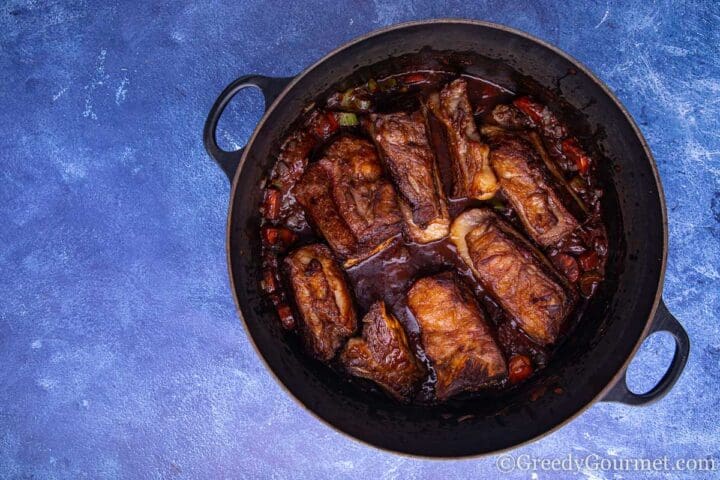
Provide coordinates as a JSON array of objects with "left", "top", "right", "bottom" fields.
[{"left": 259, "top": 70, "right": 607, "bottom": 404}]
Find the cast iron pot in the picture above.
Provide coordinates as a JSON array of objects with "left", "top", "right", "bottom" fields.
[{"left": 203, "top": 20, "right": 690, "bottom": 457}]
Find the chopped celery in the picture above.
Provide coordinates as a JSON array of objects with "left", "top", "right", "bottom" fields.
[{"left": 337, "top": 112, "right": 358, "bottom": 126}]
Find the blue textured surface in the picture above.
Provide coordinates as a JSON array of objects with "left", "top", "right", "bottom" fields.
[{"left": 1, "top": 1, "right": 719, "bottom": 478}]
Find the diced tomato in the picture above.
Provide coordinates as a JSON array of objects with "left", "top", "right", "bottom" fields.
[
  {"left": 328, "top": 111, "right": 339, "bottom": 127},
  {"left": 553, "top": 253, "right": 580, "bottom": 282},
  {"left": 403, "top": 72, "right": 428, "bottom": 84},
  {"left": 263, "top": 188, "right": 281, "bottom": 220},
  {"left": 561, "top": 138, "right": 591, "bottom": 175},
  {"left": 514, "top": 96, "right": 567, "bottom": 139},
  {"left": 513, "top": 96, "right": 545, "bottom": 124},
  {"left": 578, "top": 250, "right": 599, "bottom": 271},
  {"left": 509, "top": 354, "right": 533, "bottom": 384},
  {"left": 313, "top": 112, "right": 339, "bottom": 139},
  {"left": 277, "top": 227, "right": 297, "bottom": 246},
  {"left": 480, "top": 82, "right": 502, "bottom": 100},
  {"left": 262, "top": 226, "right": 279, "bottom": 245}
]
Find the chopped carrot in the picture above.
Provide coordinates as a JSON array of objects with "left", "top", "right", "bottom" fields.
[
  {"left": 313, "top": 112, "right": 339, "bottom": 139},
  {"left": 261, "top": 226, "right": 296, "bottom": 248},
  {"left": 263, "top": 188, "right": 281, "bottom": 220},
  {"left": 561, "top": 138, "right": 591, "bottom": 175}
]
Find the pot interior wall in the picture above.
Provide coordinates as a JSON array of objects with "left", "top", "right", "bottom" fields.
[{"left": 228, "top": 22, "right": 664, "bottom": 456}]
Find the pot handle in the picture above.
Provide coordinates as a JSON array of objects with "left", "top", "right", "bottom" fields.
[
  {"left": 602, "top": 299, "right": 690, "bottom": 405},
  {"left": 203, "top": 75, "right": 293, "bottom": 181}
]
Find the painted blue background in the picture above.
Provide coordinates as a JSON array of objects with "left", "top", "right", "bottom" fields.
[{"left": 1, "top": 1, "right": 718, "bottom": 478}]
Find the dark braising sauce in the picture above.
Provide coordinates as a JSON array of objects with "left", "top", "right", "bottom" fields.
[{"left": 258, "top": 70, "right": 607, "bottom": 404}]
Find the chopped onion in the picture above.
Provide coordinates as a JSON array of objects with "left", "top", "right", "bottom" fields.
[
  {"left": 339, "top": 90, "right": 371, "bottom": 111},
  {"left": 356, "top": 99, "right": 371, "bottom": 111}
]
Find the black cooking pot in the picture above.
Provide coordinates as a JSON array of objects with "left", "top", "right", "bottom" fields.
[{"left": 203, "top": 20, "right": 690, "bottom": 457}]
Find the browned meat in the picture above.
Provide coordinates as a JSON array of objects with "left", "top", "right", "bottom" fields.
[
  {"left": 340, "top": 301, "right": 424, "bottom": 401},
  {"left": 295, "top": 164, "right": 357, "bottom": 257},
  {"left": 294, "top": 136, "right": 402, "bottom": 266},
  {"left": 489, "top": 103, "right": 533, "bottom": 130},
  {"left": 367, "top": 111, "right": 450, "bottom": 243},
  {"left": 284, "top": 244, "right": 357, "bottom": 361},
  {"left": 321, "top": 136, "right": 402, "bottom": 244},
  {"left": 407, "top": 273, "right": 507, "bottom": 400},
  {"left": 451, "top": 209, "right": 573, "bottom": 345},
  {"left": 482, "top": 127, "right": 578, "bottom": 247},
  {"left": 525, "top": 130, "right": 589, "bottom": 216},
  {"left": 427, "top": 79, "right": 498, "bottom": 200},
  {"left": 264, "top": 110, "right": 346, "bottom": 231}
]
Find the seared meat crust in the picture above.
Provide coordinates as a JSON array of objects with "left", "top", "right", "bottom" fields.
[
  {"left": 368, "top": 111, "right": 450, "bottom": 243},
  {"left": 427, "top": 79, "right": 499, "bottom": 200},
  {"left": 295, "top": 136, "right": 402, "bottom": 265},
  {"left": 285, "top": 244, "right": 357, "bottom": 360},
  {"left": 407, "top": 273, "right": 507, "bottom": 400},
  {"left": 482, "top": 127, "right": 578, "bottom": 247},
  {"left": 340, "top": 301, "right": 424, "bottom": 401},
  {"left": 451, "top": 209, "right": 572, "bottom": 345}
]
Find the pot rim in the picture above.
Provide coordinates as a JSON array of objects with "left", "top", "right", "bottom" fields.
[{"left": 223, "top": 18, "right": 668, "bottom": 459}]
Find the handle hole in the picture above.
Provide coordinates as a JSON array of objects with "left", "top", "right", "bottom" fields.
[
  {"left": 216, "top": 86, "right": 264, "bottom": 152},
  {"left": 626, "top": 331, "right": 675, "bottom": 395}
]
